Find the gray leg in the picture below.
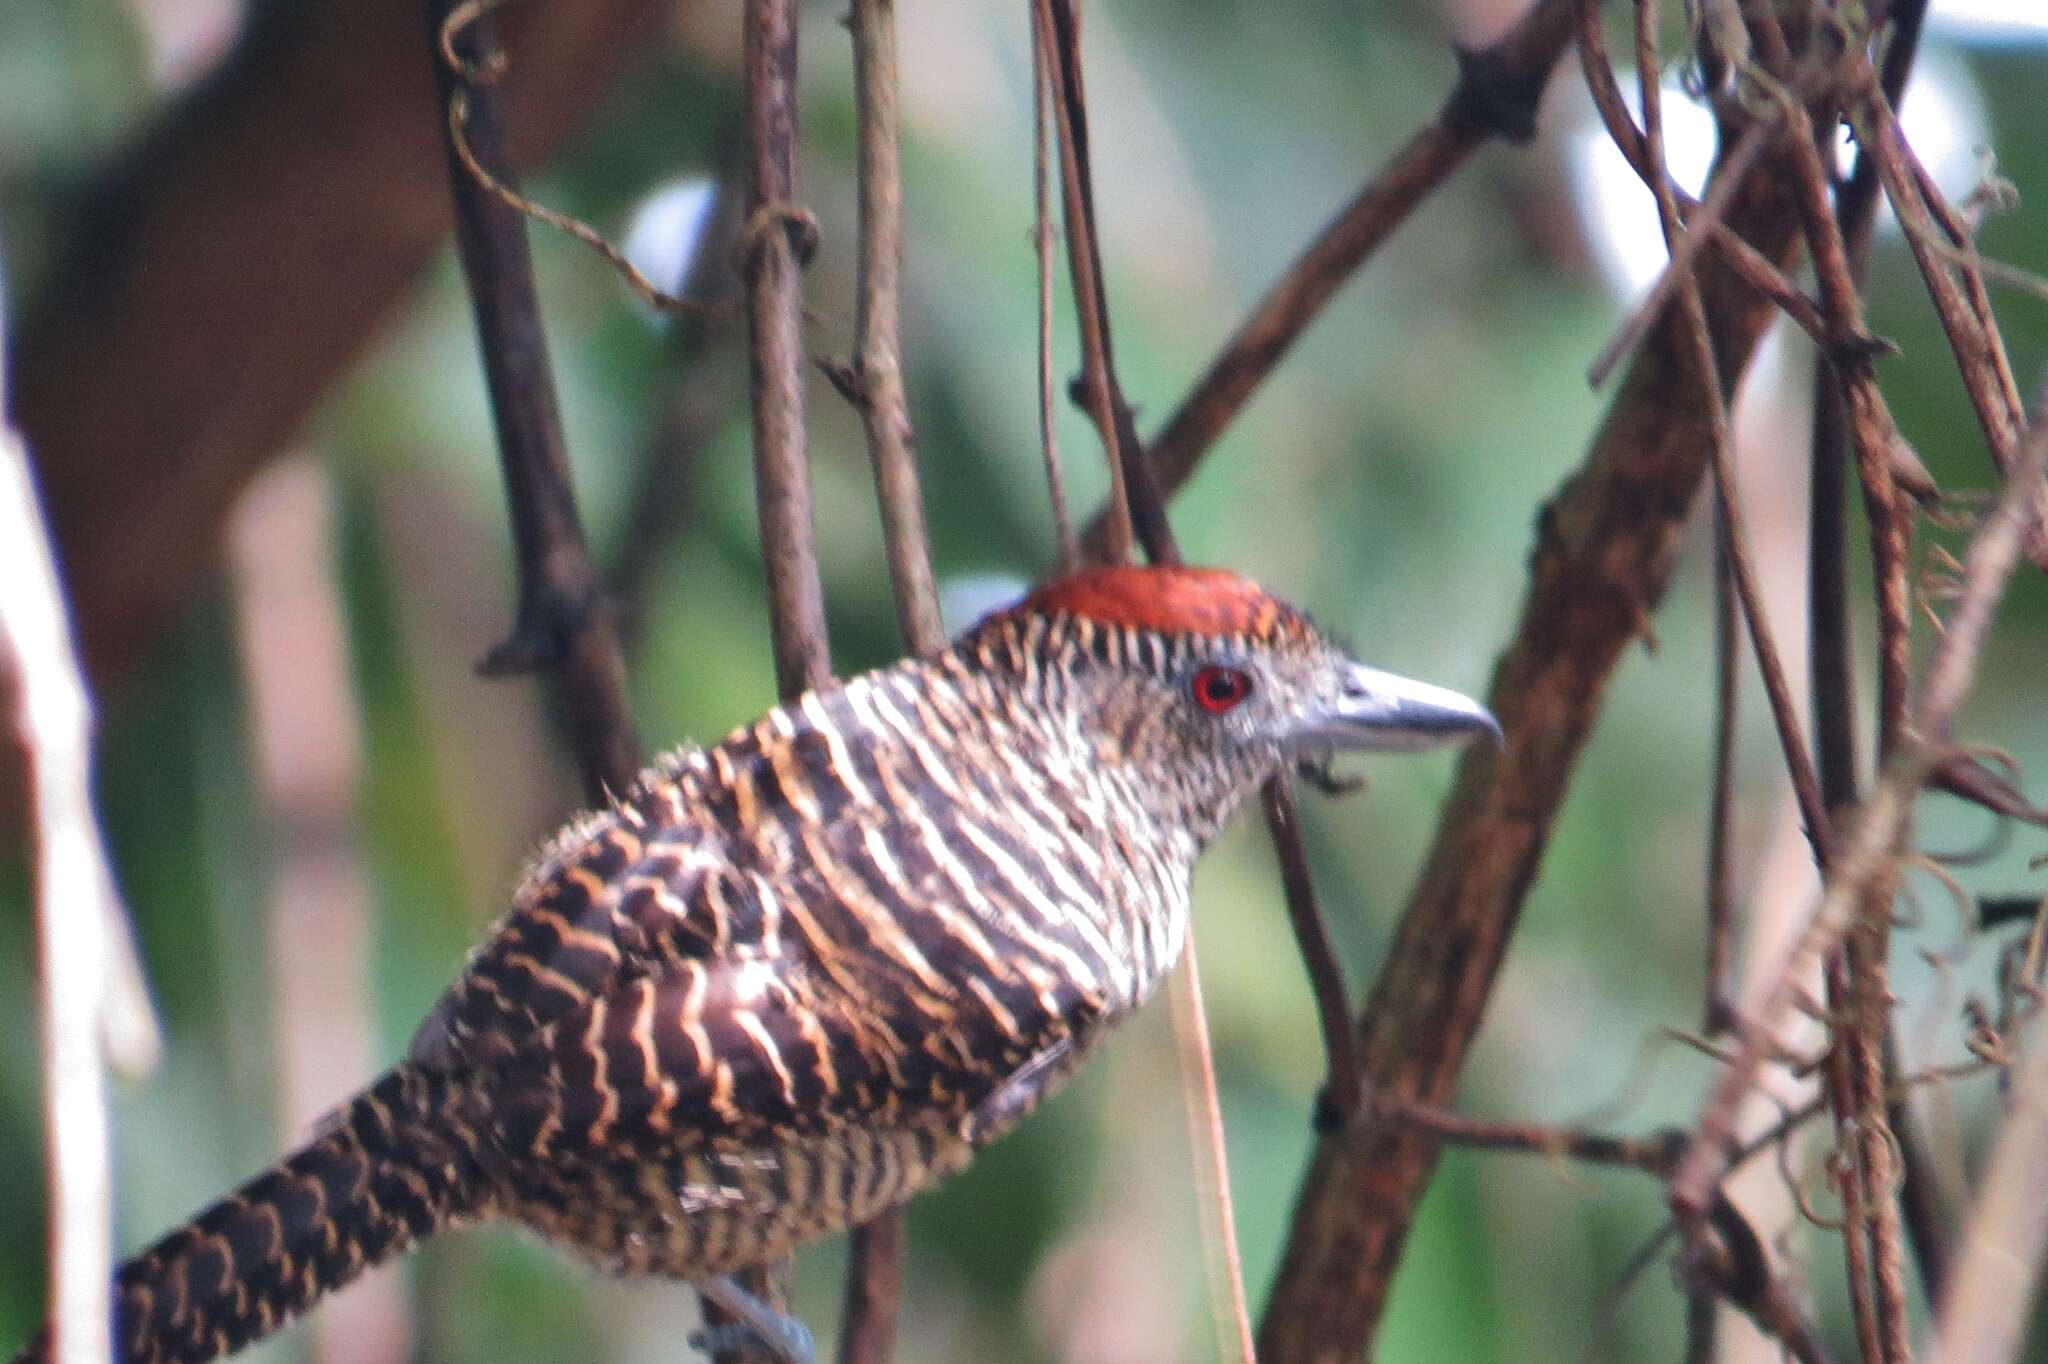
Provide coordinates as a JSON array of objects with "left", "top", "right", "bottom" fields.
[{"left": 689, "top": 1275, "right": 815, "bottom": 1364}]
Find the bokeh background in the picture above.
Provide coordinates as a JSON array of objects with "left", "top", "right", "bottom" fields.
[{"left": 4, "top": 1, "right": 2047, "bottom": 1360}]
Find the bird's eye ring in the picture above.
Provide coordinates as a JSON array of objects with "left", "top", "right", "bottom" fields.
[{"left": 1191, "top": 665, "right": 1253, "bottom": 715}]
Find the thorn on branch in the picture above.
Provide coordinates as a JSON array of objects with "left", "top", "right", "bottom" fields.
[
  {"left": 1932, "top": 752, "right": 2048, "bottom": 828},
  {"left": 476, "top": 577, "right": 612, "bottom": 678}
]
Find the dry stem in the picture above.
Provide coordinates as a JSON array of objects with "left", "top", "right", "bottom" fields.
[
  {"left": 724, "top": 1, "right": 832, "bottom": 1354},
  {"left": 430, "top": 0, "right": 641, "bottom": 801},
  {"left": 822, "top": 0, "right": 948, "bottom": 1355},
  {"left": 1029, "top": 7, "right": 1257, "bottom": 1353},
  {"left": 1075, "top": 0, "right": 1575, "bottom": 558},
  {"left": 1672, "top": 381, "right": 2048, "bottom": 1241},
  {"left": 1259, "top": 22, "right": 1812, "bottom": 1354}
]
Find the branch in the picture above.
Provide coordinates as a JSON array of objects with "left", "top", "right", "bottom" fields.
[
  {"left": 1671, "top": 380, "right": 2048, "bottom": 1235},
  {"left": 1850, "top": 72, "right": 2048, "bottom": 569},
  {"left": 431, "top": 0, "right": 640, "bottom": 803},
  {"left": 1257, "top": 36, "right": 1815, "bottom": 1359},
  {"left": 741, "top": 0, "right": 830, "bottom": 701},
  {"left": 1033, "top": 0, "right": 1135, "bottom": 563},
  {"left": 724, "top": 1, "right": 829, "bottom": 1355},
  {"left": 1077, "top": 0, "right": 1576, "bottom": 557},
  {"left": 1776, "top": 0, "right": 1941, "bottom": 1331},
  {"left": 822, "top": 0, "right": 944, "bottom": 1356},
  {"left": 1031, "top": 28, "right": 1077, "bottom": 571},
  {"left": 822, "top": 0, "right": 944, "bottom": 663},
  {"left": 9, "top": 0, "right": 672, "bottom": 690},
  {"left": 1030, "top": 8, "right": 1255, "bottom": 1357}
]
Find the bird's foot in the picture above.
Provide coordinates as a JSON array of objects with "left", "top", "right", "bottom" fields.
[{"left": 689, "top": 1275, "right": 814, "bottom": 1364}]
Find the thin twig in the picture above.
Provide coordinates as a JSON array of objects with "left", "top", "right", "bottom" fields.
[
  {"left": 1625, "top": 0, "right": 1830, "bottom": 870},
  {"left": 442, "top": 91, "right": 729, "bottom": 320},
  {"left": 1809, "top": 0, "right": 1951, "bottom": 1309},
  {"left": 1078, "top": 0, "right": 1576, "bottom": 558},
  {"left": 1168, "top": 931, "right": 1259, "bottom": 1364},
  {"left": 1263, "top": 781, "right": 1362, "bottom": 1122},
  {"left": 1704, "top": 510, "right": 1738, "bottom": 1036},
  {"left": 1031, "top": 25, "right": 1077, "bottom": 571},
  {"left": 1029, "top": 8, "right": 1255, "bottom": 1355},
  {"left": 1672, "top": 380, "right": 2048, "bottom": 1233},
  {"left": 1376, "top": 1099, "right": 1836, "bottom": 1364},
  {"left": 826, "top": 0, "right": 944, "bottom": 666},
  {"left": 1587, "top": 112, "right": 1782, "bottom": 390},
  {"left": 429, "top": 0, "right": 641, "bottom": 802},
  {"left": 1259, "top": 8, "right": 1815, "bottom": 1345},
  {"left": 1374, "top": 1097, "right": 1678, "bottom": 1173},
  {"left": 1033, "top": 0, "right": 1133, "bottom": 564},
  {"left": 1571, "top": 3, "right": 1830, "bottom": 371},
  {"left": 726, "top": 1, "right": 829, "bottom": 1355},
  {"left": 1776, "top": 60, "right": 1928, "bottom": 1364},
  {"left": 1852, "top": 77, "right": 2048, "bottom": 568},
  {"left": 1081, "top": 0, "right": 1572, "bottom": 557},
  {"left": 824, "top": 0, "right": 943, "bottom": 1355},
  {"left": 741, "top": 0, "right": 831, "bottom": 701}
]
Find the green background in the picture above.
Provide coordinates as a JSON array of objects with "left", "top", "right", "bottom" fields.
[{"left": 3, "top": 2, "right": 2046, "bottom": 1359}]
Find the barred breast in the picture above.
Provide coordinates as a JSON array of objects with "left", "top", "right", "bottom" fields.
[{"left": 408, "top": 622, "right": 1191, "bottom": 1276}]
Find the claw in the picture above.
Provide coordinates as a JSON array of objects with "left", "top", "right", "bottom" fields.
[{"left": 691, "top": 1275, "right": 815, "bottom": 1364}]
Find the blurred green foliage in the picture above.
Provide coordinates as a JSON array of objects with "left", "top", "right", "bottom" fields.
[{"left": 4, "top": 1, "right": 2047, "bottom": 1360}]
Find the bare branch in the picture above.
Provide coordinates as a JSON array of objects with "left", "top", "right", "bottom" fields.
[
  {"left": 1704, "top": 511, "right": 1738, "bottom": 1036},
  {"left": 721, "top": 1, "right": 832, "bottom": 1354},
  {"left": 1672, "top": 381, "right": 2048, "bottom": 1236},
  {"left": 1033, "top": 0, "right": 1134, "bottom": 564},
  {"left": 11, "top": 0, "right": 669, "bottom": 689},
  {"left": 431, "top": 0, "right": 641, "bottom": 802},
  {"left": 741, "top": 0, "right": 831, "bottom": 702},
  {"left": 820, "top": 0, "right": 952, "bottom": 1352},
  {"left": 1078, "top": 0, "right": 1576, "bottom": 557},
  {"left": 1851, "top": 75, "right": 2048, "bottom": 569},
  {"left": 1257, "top": 16, "right": 1815, "bottom": 1349}
]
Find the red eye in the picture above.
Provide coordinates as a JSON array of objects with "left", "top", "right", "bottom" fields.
[{"left": 1191, "top": 665, "right": 1253, "bottom": 714}]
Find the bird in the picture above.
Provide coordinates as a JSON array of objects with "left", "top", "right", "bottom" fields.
[{"left": 12, "top": 563, "right": 1497, "bottom": 1364}]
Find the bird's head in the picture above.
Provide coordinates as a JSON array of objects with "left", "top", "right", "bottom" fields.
[{"left": 977, "top": 565, "right": 1498, "bottom": 844}]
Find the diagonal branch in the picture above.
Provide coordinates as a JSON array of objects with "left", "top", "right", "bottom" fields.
[
  {"left": 1671, "top": 381, "right": 2048, "bottom": 1243},
  {"left": 1257, "top": 37, "right": 1815, "bottom": 1361},
  {"left": 11, "top": 0, "right": 671, "bottom": 690},
  {"left": 1077, "top": 0, "right": 1576, "bottom": 558}
]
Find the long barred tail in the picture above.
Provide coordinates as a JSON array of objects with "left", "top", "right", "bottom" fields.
[{"left": 12, "top": 1066, "right": 491, "bottom": 1364}]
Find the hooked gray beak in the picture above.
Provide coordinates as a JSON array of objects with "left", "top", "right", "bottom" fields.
[{"left": 1295, "top": 663, "right": 1501, "bottom": 754}]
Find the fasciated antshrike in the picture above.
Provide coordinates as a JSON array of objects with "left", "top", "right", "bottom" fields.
[{"left": 13, "top": 565, "right": 1496, "bottom": 1364}]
